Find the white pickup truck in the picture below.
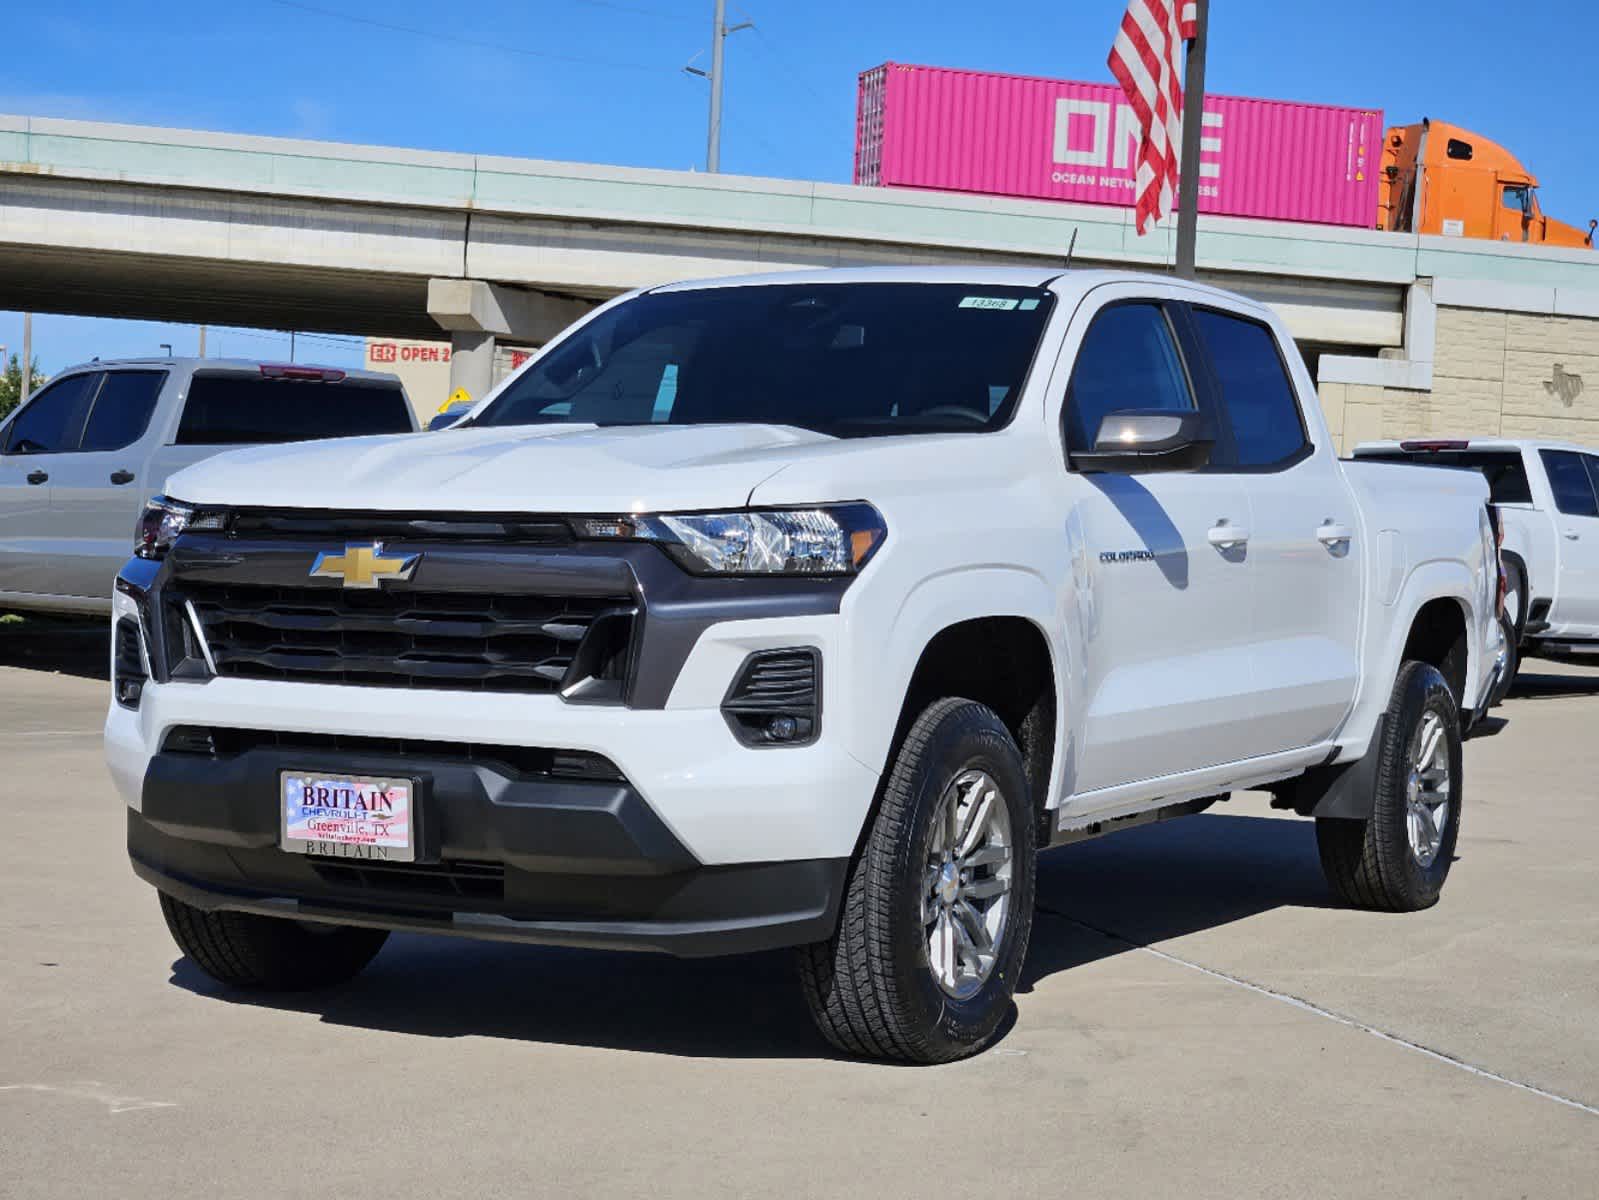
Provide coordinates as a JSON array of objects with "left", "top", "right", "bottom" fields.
[
  {"left": 0, "top": 358, "right": 416, "bottom": 614},
  {"left": 106, "top": 268, "right": 1503, "bottom": 1063},
  {"left": 1355, "top": 438, "right": 1599, "bottom": 691}
]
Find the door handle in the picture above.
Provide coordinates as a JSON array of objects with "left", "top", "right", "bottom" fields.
[
  {"left": 26, "top": 470, "right": 47, "bottom": 486},
  {"left": 1207, "top": 521, "right": 1250, "bottom": 549},
  {"left": 1317, "top": 521, "right": 1354, "bottom": 546},
  {"left": 110, "top": 470, "right": 136, "bottom": 485},
  {"left": 1564, "top": 531, "right": 1581, "bottom": 541}
]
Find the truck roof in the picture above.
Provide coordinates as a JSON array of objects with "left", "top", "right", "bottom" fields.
[
  {"left": 51, "top": 356, "right": 401, "bottom": 385},
  {"left": 1355, "top": 437, "right": 1599, "bottom": 457},
  {"left": 650, "top": 265, "right": 1270, "bottom": 313}
]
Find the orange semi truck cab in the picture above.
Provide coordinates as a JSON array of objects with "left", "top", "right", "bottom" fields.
[{"left": 1379, "top": 119, "right": 1595, "bottom": 248}]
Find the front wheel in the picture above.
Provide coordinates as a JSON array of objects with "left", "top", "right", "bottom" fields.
[
  {"left": 160, "top": 893, "right": 389, "bottom": 990},
  {"left": 1317, "top": 660, "right": 1462, "bottom": 911},
  {"left": 798, "top": 697, "right": 1037, "bottom": 1063}
]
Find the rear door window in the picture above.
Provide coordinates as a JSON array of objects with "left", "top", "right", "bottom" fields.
[
  {"left": 79, "top": 371, "right": 167, "bottom": 452},
  {"left": 176, "top": 376, "right": 412, "bottom": 445},
  {"left": 2, "top": 372, "right": 101, "bottom": 455},
  {"left": 1064, "top": 303, "right": 1194, "bottom": 453},
  {"left": 1540, "top": 450, "right": 1599, "bottom": 517},
  {"left": 1190, "top": 308, "right": 1308, "bottom": 468}
]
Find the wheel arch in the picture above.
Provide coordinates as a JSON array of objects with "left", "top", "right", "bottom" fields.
[{"left": 853, "top": 567, "right": 1066, "bottom": 846}]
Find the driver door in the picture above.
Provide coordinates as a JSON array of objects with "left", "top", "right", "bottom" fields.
[
  {"left": 1057, "top": 293, "right": 1259, "bottom": 800},
  {"left": 0, "top": 371, "right": 100, "bottom": 598}
]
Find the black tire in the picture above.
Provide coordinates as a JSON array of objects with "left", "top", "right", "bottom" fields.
[
  {"left": 798, "top": 697, "right": 1036, "bottom": 1063},
  {"left": 159, "top": 893, "right": 389, "bottom": 990},
  {"left": 1488, "top": 613, "right": 1518, "bottom": 707},
  {"left": 1316, "top": 661, "right": 1462, "bottom": 912}
]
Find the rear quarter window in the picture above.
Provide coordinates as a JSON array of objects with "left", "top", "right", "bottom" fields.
[{"left": 176, "top": 376, "right": 412, "bottom": 445}]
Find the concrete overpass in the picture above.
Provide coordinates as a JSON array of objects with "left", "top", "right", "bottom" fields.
[{"left": 3, "top": 113, "right": 1597, "bottom": 403}]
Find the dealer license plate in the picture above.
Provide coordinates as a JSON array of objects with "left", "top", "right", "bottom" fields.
[{"left": 280, "top": 772, "right": 416, "bottom": 862}]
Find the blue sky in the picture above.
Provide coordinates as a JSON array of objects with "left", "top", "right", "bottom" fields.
[{"left": 4, "top": 0, "right": 1595, "bottom": 375}]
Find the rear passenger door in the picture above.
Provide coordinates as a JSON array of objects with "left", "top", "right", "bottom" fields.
[
  {"left": 1059, "top": 292, "right": 1258, "bottom": 796},
  {"left": 1541, "top": 450, "right": 1599, "bottom": 635},
  {"left": 41, "top": 369, "right": 168, "bottom": 600},
  {"left": 1188, "top": 305, "right": 1362, "bottom": 754},
  {"left": 0, "top": 372, "right": 101, "bottom": 598}
]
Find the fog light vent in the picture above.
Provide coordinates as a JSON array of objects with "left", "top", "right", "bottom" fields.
[
  {"left": 722, "top": 648, "right": 821, "bottom": 747},
  {"left": 114, "top": 617, "right": 146, "bottom": 709}
]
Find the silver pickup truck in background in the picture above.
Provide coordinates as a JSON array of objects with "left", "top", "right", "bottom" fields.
[{"left": 0, "top": 358, "right": 416, "bottom": 614}]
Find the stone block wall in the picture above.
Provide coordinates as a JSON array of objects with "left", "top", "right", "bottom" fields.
[{"left": 1318, "top": 306, "right": 1599, "bottom": 452}]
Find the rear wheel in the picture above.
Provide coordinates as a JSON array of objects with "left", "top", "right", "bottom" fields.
[
  {"left": 160, "top": 894, "right": 389, "bottom": 990},
  {"left": 1317, "top": 661, "right": 1462, "bottom": 912},
  {"left": 1489, "top": 613, "right": 1518, "bottom": 707},
  {"left": 798, "top": 697, "right": 1036, "bottom": 1063}
]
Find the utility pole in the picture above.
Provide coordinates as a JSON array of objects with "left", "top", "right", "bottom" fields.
[
  {"left": 1174, "top": 0, "right": 1210, "bottom": 279},
  {"left": 685, "top": 0, "right": 752, "bottom": 173},
  {"left": 289, "top": 331, "right": 297, "bottom": 363},
  {"left": 21, "top": 313, "right": 32, "bottom": 402},
  {"left": 198, "top": 325, "right": 207, "bottom": 358}
]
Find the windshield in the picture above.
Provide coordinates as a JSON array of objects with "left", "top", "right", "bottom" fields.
[{"left": 472, "top": 283, "right": 1056, "bottom": 438}]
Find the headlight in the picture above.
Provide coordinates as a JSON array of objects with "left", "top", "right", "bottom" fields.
[
  {"left": 573, "top": 504, "right": 887, "bottom": 576},
  {"left": 134, "top": 496, "right": 225, "bottom": 560}
]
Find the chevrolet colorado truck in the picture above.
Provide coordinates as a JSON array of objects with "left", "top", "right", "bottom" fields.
[{"left": 107, "top": 268, "right": 1504, "bottom": 1063}]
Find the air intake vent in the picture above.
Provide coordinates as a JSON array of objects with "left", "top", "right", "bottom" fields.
[
  {"left": 114, "top": 617, "right": 146, "bottom": 709},
  {"left": 721, "top": 648, "right": 821, "bottom": 747}
]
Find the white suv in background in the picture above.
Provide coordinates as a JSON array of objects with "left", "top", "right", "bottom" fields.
[
  {"left": 0, "top": 358, "right": 416, "bottom": 614},
  {"left": 1354, "top": 438, "right": 1599, "bottom": 688}
]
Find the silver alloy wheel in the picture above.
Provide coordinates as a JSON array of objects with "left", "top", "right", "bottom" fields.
[
  {"left": 1405, "top": 711, "right": 1452, "bottom": 867},
  {"left": 923, "top": 768, "right": 1013, "bottom": 1000}
]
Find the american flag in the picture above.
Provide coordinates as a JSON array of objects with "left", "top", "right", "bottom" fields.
[{"left": 1108, "top": 1, "right": 1199, "bottom": 234}]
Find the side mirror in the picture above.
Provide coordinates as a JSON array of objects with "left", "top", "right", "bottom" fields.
[{"left": 1072, "top": 409, "right": 1214, "bottom": 473}]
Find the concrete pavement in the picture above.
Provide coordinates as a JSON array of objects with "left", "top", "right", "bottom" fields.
[{"left": 1, "top": 638, "right": 1595, "bottom": 1198}]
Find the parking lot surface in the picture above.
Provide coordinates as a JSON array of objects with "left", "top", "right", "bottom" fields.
[{"left": 2, "top": 626, "right": 1596, "bottom": 1198}]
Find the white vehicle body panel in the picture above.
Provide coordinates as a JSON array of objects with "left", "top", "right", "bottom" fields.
[
  {"left": 0, "top": 359, "right": 416, "bottom": 613},
  {"left": 1354, "top": 437, "right": 1599, "bottom": 645},
  {"left": 107, "top": 267, "right": 1499, "bottom": 874}
]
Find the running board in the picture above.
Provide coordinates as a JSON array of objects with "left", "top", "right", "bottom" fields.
[{"left": 1049, "top": 794, "right": 1224, "bottom": 848}]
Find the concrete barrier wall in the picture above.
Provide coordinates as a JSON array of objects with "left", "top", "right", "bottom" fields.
[{"left": 1321, "top": 306, "right": 1599, "bottom": 451}]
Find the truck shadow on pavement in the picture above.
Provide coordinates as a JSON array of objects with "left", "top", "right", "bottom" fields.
[
  {"left": 1505, "top": 667, "right": 1599, "bottom": 701},
  {"left": 0, "top": 616, "right": 109, "bottom": 681},
  {"left": 167, "top": 811, "right": 1343, "bottom": 1059}
]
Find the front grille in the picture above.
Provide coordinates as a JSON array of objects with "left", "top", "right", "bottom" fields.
[
  {"left": 180, "top": 582, "right": 634, "bottom": 694},
  {"left": 309, "top": 858, "right": 505, "bottom": 902},
  {"left": 227, "top": 507, "right": 574, "bottom": 545},
  {"left": 161, "top": 725, "right": 628, "bottom": 783}
]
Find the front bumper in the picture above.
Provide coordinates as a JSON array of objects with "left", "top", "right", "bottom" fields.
[{"left": 125, "top": 733, "right": 849, "bottom": 957}]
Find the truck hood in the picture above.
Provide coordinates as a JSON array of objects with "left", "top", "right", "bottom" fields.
[{"left": 163, "top": 423, "right": 852, "bottom": 512}]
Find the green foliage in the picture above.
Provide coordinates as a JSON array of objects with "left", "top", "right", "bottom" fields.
[{"left": 0, "top": 354, "right": 48, "bottom": 421}]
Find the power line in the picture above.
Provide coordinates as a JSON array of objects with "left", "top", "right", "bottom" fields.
[
  {"left": 740, "top": 6, "right": 835, "bottom": 117},
  {"left": 265, "top": 0, "right": 671, "bottom": 72}
]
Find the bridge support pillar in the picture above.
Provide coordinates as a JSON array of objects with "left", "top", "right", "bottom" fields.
[
  {"left": 447, "top": 330, "right": 497, "bottom": 403},
  {"left": 428, "top": 278, "right": 594, "bottom": 403}
]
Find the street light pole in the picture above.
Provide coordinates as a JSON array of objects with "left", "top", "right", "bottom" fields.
[
  {"left": 686, "top": 0, "right": 752, "bottom": 173},
  {"left": 21, "top": 313, "right": 32, "bottom": 402}
]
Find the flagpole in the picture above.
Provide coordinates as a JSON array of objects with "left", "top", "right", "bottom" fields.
[{"left": 1174, "top": 0, "right": 1210, "bottom": 278}]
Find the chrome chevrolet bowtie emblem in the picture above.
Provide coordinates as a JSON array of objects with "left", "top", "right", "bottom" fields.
[{"left": 310, "top": 543, "right": 419, "bottom": 589}]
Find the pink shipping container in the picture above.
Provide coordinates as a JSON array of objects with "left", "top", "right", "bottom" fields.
[{"left": 855, "top": 62, "right": 1383, "bottom": 229}]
